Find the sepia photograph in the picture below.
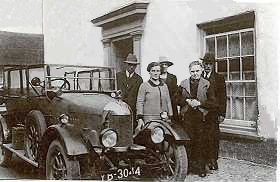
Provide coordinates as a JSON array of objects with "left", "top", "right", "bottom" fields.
[{"left": 0, "top": 0, "right": 278, "bottom": 181}]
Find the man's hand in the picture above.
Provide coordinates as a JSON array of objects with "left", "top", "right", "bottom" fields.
[
  {"left": 186, "top": 99, "right": 201, "bottom": 108},
  {"left": 218, "top": 115, "right": 225, "bottom": 123},
  {"left": 191, "top": 99, "right": 201, "bottom": 108}
]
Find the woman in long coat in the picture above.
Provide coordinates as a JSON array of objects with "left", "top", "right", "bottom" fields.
[{"left": 136, "top": 62, "right": 173, "bottom": 128}]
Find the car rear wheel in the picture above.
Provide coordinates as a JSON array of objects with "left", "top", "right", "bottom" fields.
[
  {"left": 24, "top": 110, "right": 47, "bottom": 161},
  {"left": 46, "top": 139, "right": 81, "bottom": 180},
  {"left": 0, "top": 116, "right": 12, "bottom": 166},
  {"left": 157, "top": 142, "right": 188, "bottom": 182}
]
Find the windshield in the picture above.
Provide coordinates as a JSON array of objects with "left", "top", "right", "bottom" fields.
[{"left": 43, "top": 65, "right": 116, "bottom": 92}]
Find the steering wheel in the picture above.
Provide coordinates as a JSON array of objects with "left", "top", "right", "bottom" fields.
[{"left": 47, "top": 78, "right": 71, "bottom": 90}]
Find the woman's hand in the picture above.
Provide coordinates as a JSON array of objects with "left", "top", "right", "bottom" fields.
[{"left": 135, "top": 119, "right": 144, "bottom": 131}]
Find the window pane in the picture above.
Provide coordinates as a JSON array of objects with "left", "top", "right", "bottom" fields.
[
  {"left": 229, "top": 58, "right": 240, "bottom": 80},
  {"left": 217, "top": 36, "right": 227, "bottom": 58},
  {"left": 245, "top": 82, "right": 256, "bottom": 96},
  {"left": 226, "top": 98, "right": 231, "bottom": 119},
  {"left": 245, "top": 97, "right": 257, "bottom": 121},
  {"left": 21, "top": 70, "right": 27, "bottom": 89},
  {"left": 217, "top": 59, "right": 227, "bottom": 80},
  {"left": 77, "top": 72, "right": 91, "bottom": 90},
  {"left": 229, "top": 33, "right": 240, "bottom": 57},
  {"left": 241, "top": 31, "right": 254, "bottom": 55},
  {"left": 232, "top": 97, "right": 244, "bottom": 120},
  {"left": 226, "top": 84, "right": 231, "bottom": 96},
  {"left": 10, "top": 71, "right": 20, "bottom": 88},
  {"left": 0, "top": 68, "right": 3, "bottom": 89},
  {"left": 206, "top": 38, "right": 215, "bottom": 54},
  {"left": 242, "top": 56, "right": 255, "bottom": 80},
  {"left": 232, "top": 82, "right": 244, "bottom": 96}
]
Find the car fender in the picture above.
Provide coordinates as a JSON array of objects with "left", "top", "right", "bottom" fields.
[
  {"left": 147, "top": 120, "right": 190, "bottom": 142},
  {"left": 40, "top": 124, "right": 89, "bottom": 156}
]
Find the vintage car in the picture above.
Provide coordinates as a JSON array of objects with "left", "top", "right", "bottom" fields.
[{"left": 0, "top": 64, "right": 189, "bottom": 181}]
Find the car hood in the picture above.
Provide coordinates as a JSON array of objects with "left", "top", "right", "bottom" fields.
[{"left": 55, "top": 92, "right": 131, "bottom": 115}]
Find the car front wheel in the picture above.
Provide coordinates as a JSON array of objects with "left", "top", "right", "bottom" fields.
[
  {"left": 157, "top": 142, "right": 188, "bottom": 182},
  {"left": 46, "top": 139, "right": 81, "bottom": 180}
]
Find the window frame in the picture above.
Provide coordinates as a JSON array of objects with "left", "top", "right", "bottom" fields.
[{"left": 203, "top": 28, "right": 259, "bottom": 136}]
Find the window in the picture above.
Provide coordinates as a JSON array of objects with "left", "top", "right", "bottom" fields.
[
  {"left": 0, "top": 67, "right": 3, "bottom": 89},
  {"left": 199, "top": 11, "right": 257, "bottom": 136},
  {"left": 10, "top": 70, "right": 21, "bottom": 89}
]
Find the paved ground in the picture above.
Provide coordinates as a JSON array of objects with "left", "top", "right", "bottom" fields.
[
  {"left": 186, "top": 157, "right": 276, "bottom": 182},
  {"left": 0, "top": 156, "right": 276, "bottom": 181}
]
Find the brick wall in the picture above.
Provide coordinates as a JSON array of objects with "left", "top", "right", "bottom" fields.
[{"left": 219, "top": 135, "right": 276, "bottom": 167}]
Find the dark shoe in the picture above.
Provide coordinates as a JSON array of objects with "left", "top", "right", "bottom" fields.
[
  {"left": 208, "top": 160, "right": 218, "bottom": 170},
  {"left": 198, "top": 163, "right": 207, "bottom": 177},
  {"left": 198, "top": 172, "right": 206, "bottom": 178},
  {"left": 198, "top": 167, "right": 207, "bottom": 178}
]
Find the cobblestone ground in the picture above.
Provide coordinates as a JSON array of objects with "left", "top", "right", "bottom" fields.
[
  {"left": 185, "top": 157, "right": 276, "bottom": 182},
  {"left": 0, "top": 156, "right": 276, "bottom": 181}
]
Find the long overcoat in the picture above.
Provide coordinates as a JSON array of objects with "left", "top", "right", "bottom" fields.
[
  {"left": 164, "top": 72, "right": 179, "bottom": 121},
  {"left": 203, "top": 71, "right": 226, "bottom": 161},
  {"left": 116, "top": 71, "right": 143, "bottom": 113}
]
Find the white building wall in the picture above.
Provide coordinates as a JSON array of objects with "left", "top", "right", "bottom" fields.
[
  {"left": 43, "top": 0, "right": 133, "bottom": 65},
  {"left": 140, "top": 0, "right": 279, "bottom": 139},
  {"left": 254, "top": 4, "right": 280, "bottom": 138}
]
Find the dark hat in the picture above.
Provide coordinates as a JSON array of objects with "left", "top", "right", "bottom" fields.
[
  {"left": 200, "top": 52, "right": 216, "bottom": 64},
  {"left": 147, "top": 62, "right": 160, "bottom": 72},
  {"left": 159, "top": 56, "right": 173, "bottom": 67},
  {"left": 124, "top": 53, "right": 140, "bottom": 64}
]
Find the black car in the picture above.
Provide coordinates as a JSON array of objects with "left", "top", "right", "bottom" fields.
[{"left": 0, "top": 64, "right": 189, "bottom": 181}]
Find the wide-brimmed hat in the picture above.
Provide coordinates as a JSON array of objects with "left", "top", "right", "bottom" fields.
[
  {"left": 159, "top": 56, "right": 173, "bottom": 67},
  {"left": 124, "top": 53, "right": 140, "bottom": 64},
  {"left": 200, "top": 52, "right": 216, "bottom": 64}
]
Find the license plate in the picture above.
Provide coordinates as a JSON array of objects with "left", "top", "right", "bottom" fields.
[{"left": 101, "top": 166, "right": 141, "bottom": 181}]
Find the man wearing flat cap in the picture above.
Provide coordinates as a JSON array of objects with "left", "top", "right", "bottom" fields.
[
  {"left": 201, "top": 52, "right": 227, "bottom": 171},
  {"left": 116, "top": 53, "right": 143, "bottom": 130},
  {"left": 159, "top": 56, "right": 179, "bottom": 122}
]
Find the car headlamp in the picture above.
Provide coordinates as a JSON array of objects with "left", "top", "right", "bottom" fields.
[
  {"left": 110, "top": 90, "right": 122, "bottom": 99},
  {"left": 151, "top": 126, "right": 165, "bottom": 144},
  {"left": 160, "top": 111, "right": 168, "bottom": 120},
  {"left": 100, "top": 129, "right": 117, "bottom": 148},
  {"left": 58, "top": 114, "right": 69, "bottom": 124},
  {"left": 110, "top": 92, "right": 116, "bottom": 98}
]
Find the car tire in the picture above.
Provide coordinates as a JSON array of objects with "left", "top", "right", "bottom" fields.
[
  {"left": 24, "top": 110, "right": 47, "bottom": 161},
  {"left": 0, "top": 115, "right": 12, "bottom": 166},
  {"left": 158, "top": 143, "right": 188, "bottom": 182},
  {"left": 46, "top": 139, "right": 81, "bottom": 180}
]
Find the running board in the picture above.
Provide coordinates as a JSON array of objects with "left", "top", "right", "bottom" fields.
[{"left": 3, "top": 143, "right": 38, "bottom": 167}]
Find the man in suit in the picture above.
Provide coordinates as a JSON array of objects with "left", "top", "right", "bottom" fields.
[
  {"left": 116, "top": 53, "right": 143, "bottom": 130},
  {"left": 178, "top": 61, "right": 216, "bottom": 177},
  {"left": 200, "top": 52, "right": 227, "bottom": 170},
  {"left": 159, "top": 56, "right": 178, "bottom": 122}
]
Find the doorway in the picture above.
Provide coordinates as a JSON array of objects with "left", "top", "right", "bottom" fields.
[{"left": 112, "top": 38, "right": 133, "bottom": 72}]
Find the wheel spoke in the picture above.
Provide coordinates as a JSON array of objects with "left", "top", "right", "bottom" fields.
[{"left": 28, "top": 134, "right": 33, "bottom": 140}]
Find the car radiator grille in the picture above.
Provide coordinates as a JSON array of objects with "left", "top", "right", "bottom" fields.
[{"left": 109, "top": 115, "right": 133, "bottom": 147}]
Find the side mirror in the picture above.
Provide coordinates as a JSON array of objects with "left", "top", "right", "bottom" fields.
[{"left": 31, "top": 77, "right": 41, "bottom": 86}]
